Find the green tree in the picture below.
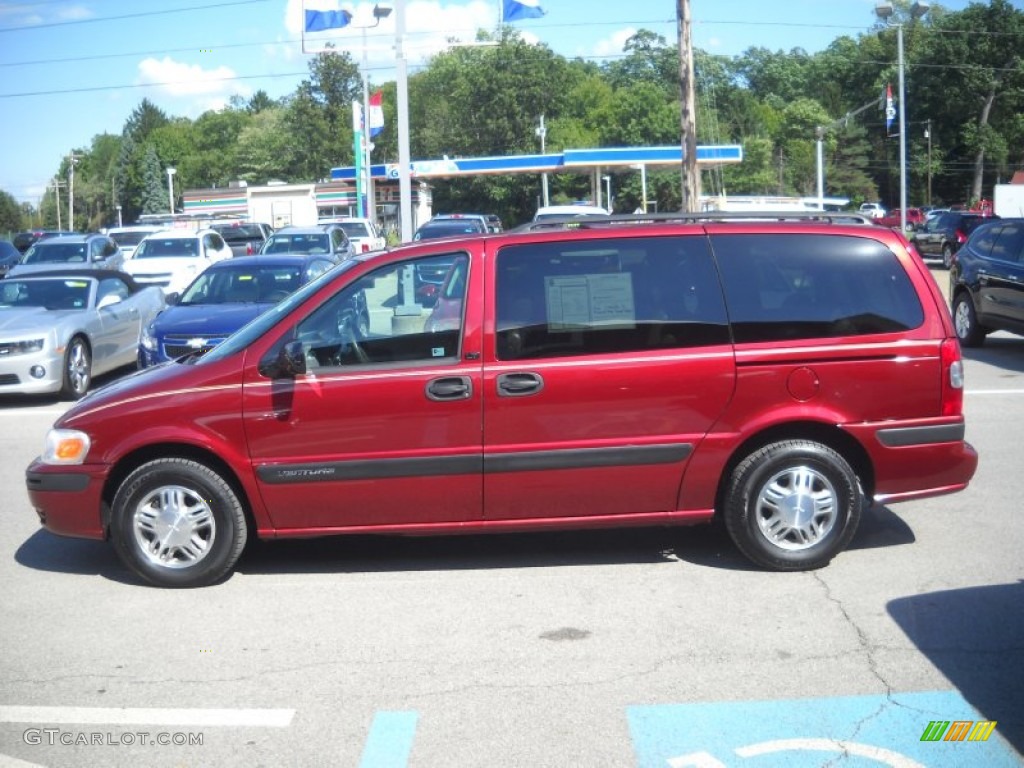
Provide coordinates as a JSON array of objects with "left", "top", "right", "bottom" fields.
[
  {"left": 140, "top": 145, "right": 168, "bottom": 214},
  {"left": 236, "top": 108, "right": 292, "bottom": 184},
  {"left": 0, "top": 189, "right": 24, "bottom": 234},
  {"left": 913, "top": 0, "right": 1024, "bottom": 202}
]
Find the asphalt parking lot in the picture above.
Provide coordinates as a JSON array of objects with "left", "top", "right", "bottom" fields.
[{"left": 0, "top": 266, "right": 1021, "bottom": 767}]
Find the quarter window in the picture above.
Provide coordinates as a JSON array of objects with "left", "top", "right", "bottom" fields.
[
  {"left": 495, "top": 236, "right": 729, "bottom": 360},
  {"left": 712, "top": 234, "right": 924, "bottom": 343}
]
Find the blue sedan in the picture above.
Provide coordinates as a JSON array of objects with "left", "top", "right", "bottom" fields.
[{"left": 138, "top": 254, "right": 340, "bottom": 367}]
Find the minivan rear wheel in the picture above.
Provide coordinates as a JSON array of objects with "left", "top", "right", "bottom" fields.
[
  {"left": 111, "top": 458, "right": 247, "bottom": 588},
  {"left": 724, "top": 441, "right": 861, "bottom": 571}
]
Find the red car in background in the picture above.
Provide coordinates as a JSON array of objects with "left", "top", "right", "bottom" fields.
[{"left": 876, "top": 208, "right": 926, "bottom": 231}]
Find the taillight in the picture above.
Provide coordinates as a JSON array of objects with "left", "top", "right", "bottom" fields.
[
  {"left": 247, "top": 243, "right": 255, "bottom": 255},
  {"left": 940, "top": 337, "right": 964, "bottom": 416},
  {"left": 955, "top": 229, "right": 967, "bottom": 244},
  {"left": 361, "top": 243, "right": 370, "bottom": 253}
]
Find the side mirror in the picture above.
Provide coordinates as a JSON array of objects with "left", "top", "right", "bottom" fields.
[
  {"left": 97, "top": 294, "right": 122, "bottom": 309},
  {"left": 165, "top": 292, "right": 180, "bottom": 305},
  {"left": 258, "top": 340, "right": 307, "bottom": 379}
]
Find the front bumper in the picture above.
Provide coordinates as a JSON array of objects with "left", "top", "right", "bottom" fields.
[
  {"left": 26, "top": 459, "right": 109, "bottom": 540},
  {"left": 0, "top": 350, "right": 63, "bottom": 395}
]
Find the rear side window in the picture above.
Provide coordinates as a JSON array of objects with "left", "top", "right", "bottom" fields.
[
  {"left": 985, "top": 222, "right": 1024, "bottom": 264},
  {"left": 495, "top": 236, "right": 729, "bottom": 360},
  {"left": 712, "top": 234, "right": 924, "bottom": 343}
]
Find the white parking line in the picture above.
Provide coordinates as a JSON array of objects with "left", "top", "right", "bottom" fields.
[
  {"left": 0, "top": 410, "right": 66, "bottom": 417},
  {"left": 0, "top": 706, "right": 293, "bottom": 727},
  {"left": 966, "top": 389, "right": 1024, "bottom": 395}
]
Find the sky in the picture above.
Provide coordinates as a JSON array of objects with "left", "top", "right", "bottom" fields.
[{"left": 0, "top": 0, "right": 975, "bottom": 207}]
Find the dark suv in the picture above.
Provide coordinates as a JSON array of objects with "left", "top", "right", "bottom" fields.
[
  {"left": 26, "top": 213, "right": 977, "bottom": 587},
  {"left": 913, "top": 211, "right": 996, "bottom": 268},
  {"left": 949, "top": 218, "right": 1024, "bottom": 346},
  {"left": 12, "top": 229, "right": 73, "bottom": 254}
]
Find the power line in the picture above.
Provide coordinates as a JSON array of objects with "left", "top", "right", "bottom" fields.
[{"left": 0, "top": 0, "right": 273, "bottom": 33}]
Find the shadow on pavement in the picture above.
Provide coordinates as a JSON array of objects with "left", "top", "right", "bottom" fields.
[
  {"left": 888, "top": 580, "right": 1024, "bottom": 755},
  {"left": 14, "top": 501, "right": 920, "bottom": 584}
]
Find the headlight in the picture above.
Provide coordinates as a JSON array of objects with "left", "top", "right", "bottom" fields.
[
  {"left": 3, "top": 338, "right": 45, "bottom": 355},
  {"left": 41, "top": 429, "right": 92, "bottom": 465},
  {"left": 140, "top": 324, "right": 157, "bottom": 351}
]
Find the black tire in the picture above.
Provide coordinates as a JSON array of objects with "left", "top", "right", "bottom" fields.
[
  {"left": 723, "top": 440, "right": 861, "bottom": 571},
  {"left": 952, "top": 293, "right": 986, "bottom": 347},
  {"left": 60, "top": 336, "right": 92, "bottom": 400},
  {"left": 942, "top": 243, "right": 954, "bottom": 269},
  {"left": 110, "top": 458, "right": 247, "bottom": 588}
]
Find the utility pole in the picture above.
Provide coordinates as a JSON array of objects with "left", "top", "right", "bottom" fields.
[
  {"left": 925, "top": 118, "right": 932, "bottom": 207},
  {"left": 50, "top": 178, "right": 65, "bottom": 229},
  {"left": 68, "top": 152, "right": 78, "bottom": 231},
  {"left": 677, "top": 0, "right": 700, "bottom": 212}
]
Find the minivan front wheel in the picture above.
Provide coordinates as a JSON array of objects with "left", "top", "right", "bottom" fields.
[
  {"left": 111, "top": 458, "right": 247, "bottom": 588},
  {"left": 724, "top": 441, "right": 861, "bottom": 571}
]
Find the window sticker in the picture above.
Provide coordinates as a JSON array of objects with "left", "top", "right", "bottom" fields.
[{"left": 545, "top": 273, "right": 635, "bottom": 331}]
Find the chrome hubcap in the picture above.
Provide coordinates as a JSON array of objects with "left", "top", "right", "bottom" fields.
[
  {"left": 133, "top": 485, "right": 216, "bottom": 568},
  {"left": 755, "top": 465, "right": 837, "bottom": 551},
  {"left": 67, "top": 343, "right": 90, "bottom": 394}
]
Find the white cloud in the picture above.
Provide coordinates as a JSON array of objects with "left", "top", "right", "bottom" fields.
[
  {"left": 591, "top": 27, "right": 637, "bottom": 59},
  {"left": 134, "top": 57, "right": 252, "bottom": 115},
  {"left": 55, "top": 5, "right": 93, "bottom": 22}
]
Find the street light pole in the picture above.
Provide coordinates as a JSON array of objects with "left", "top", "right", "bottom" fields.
[
  {"left": 536, "top": 114, "right": 552, "bottom": 207},
  {"left": 395, "top": 0, "right": 412, "bottom": 242},
  {"left": 166, "top": 167, "right": 177, "bottom": 214},
  {"left": 355, "top": 5, "right": 392, "bottom": 224},
  {"left": 876, "top": 1, "right": 930, "bottom": 233}
]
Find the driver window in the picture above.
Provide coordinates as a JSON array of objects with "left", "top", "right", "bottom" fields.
[{"left": 294, "top": 252, "right": 469, "bottom": 370}]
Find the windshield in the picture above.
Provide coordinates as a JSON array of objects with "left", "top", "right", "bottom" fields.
[
  {"left": 261, "top": 233, "right": 329, "bottom": 254},
  {"left": 196, "top": 260, "right": 357, "bottom": 365},
  {"left": 0, "top": 277, "right": 93, "bottom": 310},
  {"left": 22, "top": 241, "right": 88, "bottom": 264},
  {"left": 134, "top": 237, "right": 198, "bottom": 258},
  {"left": 179, "top": 264, "right": 304, "bottom": 305}
]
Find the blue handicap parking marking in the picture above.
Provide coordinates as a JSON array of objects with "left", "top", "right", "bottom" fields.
[
  {"left": 357, "top": 710, "right": 418, "bottom": 768},
  {"left": 628, "top": 690, "right": 1020, "bottom": 767}
]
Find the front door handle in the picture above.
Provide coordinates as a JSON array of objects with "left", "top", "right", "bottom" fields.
[
  {"left": 497, "top": 372, "right": 544, "bottom": 397},
  {"left": 426, "top": 376, "right": 472, "bottom": 401}
]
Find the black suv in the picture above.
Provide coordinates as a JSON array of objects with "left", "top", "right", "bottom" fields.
[
  {"left": 949, "top": 218, "right": 1024, "bottom": 346},
  {"left": 12, "top": 229, "right": 73, "bottom": 254},
  {"left": 913, "top": 211, "right": 996, "bottom": 268}
]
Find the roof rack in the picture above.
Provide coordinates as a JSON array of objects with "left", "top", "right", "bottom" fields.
[{"left": 510, "top": 210, "right": 874, "bottom": 233}]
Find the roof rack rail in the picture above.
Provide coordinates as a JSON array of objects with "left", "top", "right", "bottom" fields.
[{"left": 510, "top": 210, "right": 874, "bottom": 233}]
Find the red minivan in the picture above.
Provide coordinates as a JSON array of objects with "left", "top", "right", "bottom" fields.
[{"left": 26, "top": 214, "right": 978, "bottom": 587}]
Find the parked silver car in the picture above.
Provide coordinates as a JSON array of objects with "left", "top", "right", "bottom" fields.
[
  {"left": 7, "top": 234, "right": 124, "bottom": 277},
  {"left": 0, "top": 270, "right": 166, "bottom": 398}
]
